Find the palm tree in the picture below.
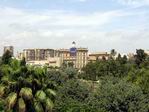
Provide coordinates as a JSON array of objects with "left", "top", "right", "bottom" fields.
[{"left": 0, "top": 59, "right": 56, "bottom": 112}]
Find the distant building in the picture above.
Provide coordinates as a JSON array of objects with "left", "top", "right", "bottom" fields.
[
  {"left": 4, "top": 46, "right": 14, "bottom": 56},
  {"left": 26, "top": 60, "right": 49, "bottom": 67},
  {"left": 48, "top": 57, "right": 61, "bottom": 67},
  {"left": 127, "top": 53, "right": 135, "bottom": 60},
  {"left": 59, "top": 47, "right": 88, "bottom": 69},
  {"left": 17, "top": 48, "right": 60, "bottom": 67},
  {"left": 76, "top": 48, "right": 88, "bottom": 68},
  {"left": 26, "top": 57, "right": 61, "bottom": 67},
  {"left": 59, "top": 42, "right": 88, "bottom": 69},
  {"left": 22, "top": 49, "right": 57, "bottom": 61},
  {"left": 88, "top": 52, "right": 110, "bottom": 62},
  {"left": 23, "top": 49, "right": 35, "bottom": 61},
  {"left": 16, "top": 52, "right": 24, "bottom": 60},
  {"left": 17, "top": 42, "right": 88, "bottom": 69},
  {"left": 59, "top": 49, "right": 70, "bottom": 66},
  {"left": 145, "top": 50, "right": 149, "bottom": 55}
]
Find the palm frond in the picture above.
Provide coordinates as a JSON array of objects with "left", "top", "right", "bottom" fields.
[
  {"left": 18, "top": 98, "right": 26, "bottom": 112},
  {"left": 6, "top": 92, "right": 17, "bottom": 110},
  {"left": 1, "top": 76, "right": 9, "bottom": 84},
  {"left": 46, "top": 89, "right": 56, "bottom": 97},
  {"left": 19, "top": 87, "right": 33, "bottom": 100},
  {"left": 0, "top": 98, "right": 4, "bottom": 111},
  {"left": 34, "top": 100, "right": 44, "bottom": 112},
  {"left": 35, "top": 90, "right": 46, "bottom": 102},
  {"left": 0, "top": 86, "right": 5, "bottom": 97},
  {"left": 45, "top": 98, "right": 54, "bottom": 112}
]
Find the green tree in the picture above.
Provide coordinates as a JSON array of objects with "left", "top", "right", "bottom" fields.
[
  {"left": 87, "top": 78, "right": 148, "bottom": 112},
  {"left": 68, "top": 62, "right": 74, "bottom": 68},
  {"left": 82, "top": 62, "right": 97, "bottom": 81},
  {"left": 54, "top": 79, "right": 92, "bottom": 112},
  {"left": 116, "top": 54, "right": 127, "bottom": 65},
  {"left": 116, "top": 53, "right": 122, "bottom": 62},
  {"left": 20, "top": 57, "right": 26, "bottom": 66},
  {"left": 0, "top": 59, "right": 56, "bottom": 112},
  {"left": 135, "top": 49, "right": 147, "bottom": 67},
  {"left": 110, "top": 49, "right": 117, "bottom": 58},
  {"left": 1, "top": 50, "right": 12, "bottom": 65},
  {"left": 128, "top": 68, "right": 149, "bottom": 94},
  {"left": 122, "top": 55, "right": 127, "bottom": 64},
  {"left": 65, "top": 67, "right": 77, "bottom": 79}
]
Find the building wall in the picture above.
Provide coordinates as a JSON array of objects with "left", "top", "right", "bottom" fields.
[
  {"left": 18, "top": 47, "right": 88, "bottom": 69},
  {"left": 145, "top": 50, "right": 149, "bottom": 55},
  {"left": 59, "top": 48, "right": 88, "bottom": 69},
  {"left": 76, "top": 48, "right": 88, "bottom": 68},
  {"left": 17, "top": 47, "right": 112, "bottom": 69},
  {"left": 24, "top": 49, "right": 35, "bottom": 61},
  {"left": 23, "top": 49, "right": 55, "bottom": 61},
  {"left": 48, "top": 57, "right": 61, "bottom": 67},
  {"left": 59, "top": 49, "right": 70, "bottom": 65},
  {"left": 27, "top": 60, "right": 48, "bottom": 66},
  {"left": 88, "top": 52, "right": 110, "bottom": 62},
  {"left": 26, "top": 57, "right": 61, "bottom": 67}
]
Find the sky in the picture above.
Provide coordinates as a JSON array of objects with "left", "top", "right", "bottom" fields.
[{"left": 0, "top": 0, "right": 149, "bottom": 55}]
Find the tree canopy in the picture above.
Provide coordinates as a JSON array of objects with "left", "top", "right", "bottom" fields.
[{"left": 0, "top": 49, "right": 149, "bottom": 112}]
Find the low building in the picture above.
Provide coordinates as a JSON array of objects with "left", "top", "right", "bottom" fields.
[
  {"left": 88, "top": 52, "right": 110, "bottom": 62},
  {"left": 26, "top": 57, "right": 61, "bottom": 67},
  {"left": 26, "top": 60, "right": 48, "bottom": 67},
  {"left": 127, "top": 53, "right": 135, "bottom": 60},
  {"left": 145, "top": 50, "right": 149, "bottom": 55},
  {"left": 48, "top": 57, "right": 61, "bottom": 67}
]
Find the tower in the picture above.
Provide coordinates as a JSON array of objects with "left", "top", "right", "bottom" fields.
[{"left": 70, "top": 41, "right": 77, "bottom": 57}]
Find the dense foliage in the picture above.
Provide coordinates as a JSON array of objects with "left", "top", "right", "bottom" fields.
[
  {"left": 0, "top": 51, "right": 56, "bottom": 112},
  {"left": 0, "top": 49, "right": 149, "bottom": 112}
]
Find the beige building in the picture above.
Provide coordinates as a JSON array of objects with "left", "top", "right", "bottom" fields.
[
  {"left": 76, "top": 48, "right": 88, "bottom": 68},
  {"left": 145, "top": 50, "right": 149, "bottom": 55},
  {"left": 26, "top": 60, "right": 49, "bottom": 67},
  {"left": 26, "top": 57, "right": 61, "bottom": 67},
  {"left": 48, "top": 57, "right": 61, "bottom": 67},
  {"left": 17, "top": 48, "right": 60, "bottom": 67},
  {"left": 59, "top": 47, "right": 88, "bottom": 69},
  {"left": 4, "top": 46, "right": 14, "bottom": 56},
  {"left": 126, "top": 53, "right": 134, "bottom": 60},
  {"left": 17, "top": 52, "right": 24, "bottom": 60},
  {"left": 17, "top": 42, "right": 88, "bottom": 69},
  {"left": 88, "top": 52, "right": 110, "bottom": 62}
]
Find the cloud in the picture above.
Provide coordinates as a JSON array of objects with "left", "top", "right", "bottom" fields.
[
  {"left": 0, "top": 6, "right": 148, "bottom": 55},
  {"left": 78, "top": 0, "right": 87, "bottom": 2},
  {"left": 67, "top": 0, "right": 88, "bottom": 2},
  {"left": 0, "top": 7, "right": 123, "bottom": 34},
  {"left": 116, "top": 0, "right": 149, "bottom": 6}
]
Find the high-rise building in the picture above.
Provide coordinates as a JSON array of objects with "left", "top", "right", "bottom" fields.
[
  {"left": 22, "top": 49, "right": 56, "bottom": 61},
  {"left": 23, "top": 49, "right": 35, "bottom": 61},
  {"left": 4, "top": 46, "right": 14, "bottom": 56},
  {"left": 76, "top": 48, "right": 88, "bottom": 68}
]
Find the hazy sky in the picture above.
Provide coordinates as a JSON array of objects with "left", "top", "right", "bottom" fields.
[{"left": 0, "top": 0, "right": 149, "bottom": 55}]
